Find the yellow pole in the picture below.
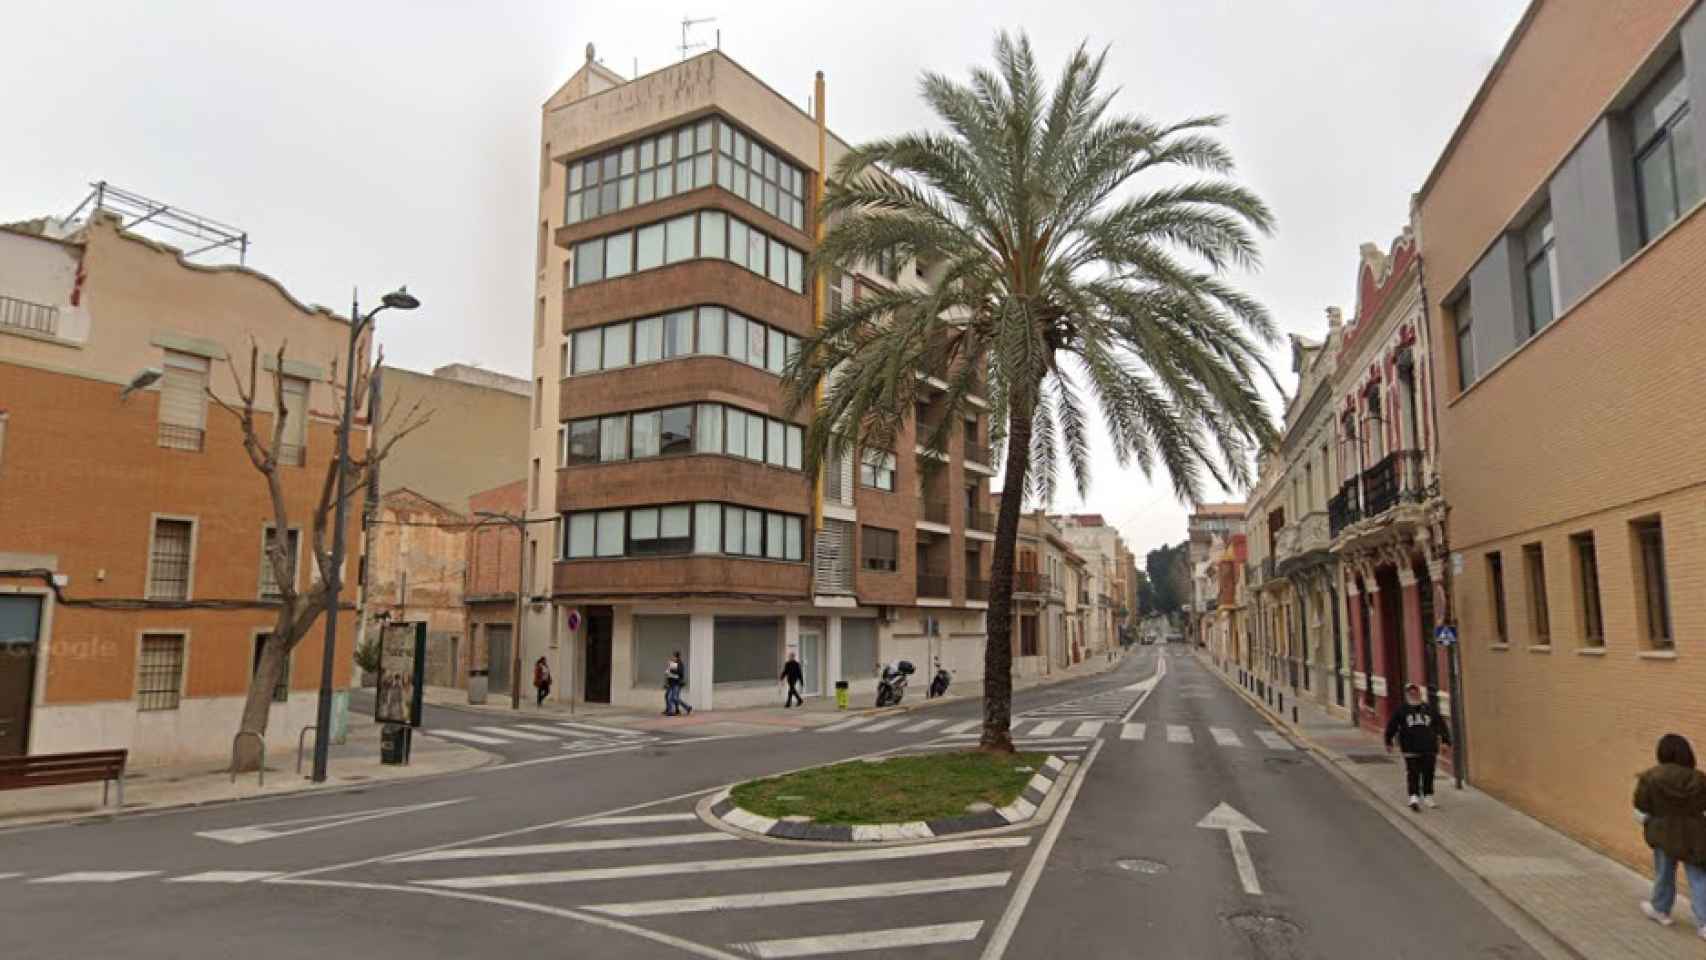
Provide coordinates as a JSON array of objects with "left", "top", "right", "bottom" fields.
[{"left": 813, "top": 70, "right": 827, "bottom": 530}]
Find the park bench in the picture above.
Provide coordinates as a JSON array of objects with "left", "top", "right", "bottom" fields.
[{"left": 0, "top": 749, "right": 129, "bottom": 807}]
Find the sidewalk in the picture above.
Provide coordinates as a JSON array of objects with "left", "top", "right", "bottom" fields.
[
  {"left": 1199, "top": 651, "right": 1703, "bottom": 959},
  {"left": 423, "top": 648, "right": 1133, "bottom": 737},
  {"left": 0, "top": 714, "right": 493, "bottom": 828}
]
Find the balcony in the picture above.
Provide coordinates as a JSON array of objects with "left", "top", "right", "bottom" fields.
[
  {"left": 1328, "top": 480, "right": 1361, "bottom": 538},
  {"left": 1261, "top": 557, "right": 1276, "bottom": 582},
  {"left": 921, "top": 499, "right": 950, "bottom": 526},
  {"left": 813, "top": 521, "right": 855, "bottom": 595},
  {"left": 0, "top": 294, "right": 59, "bottom": 337},
  {"left": 965, "top": 578, "right": 989, "bottom": 601},
  {"left": 964, "top": 441, "right": 991, "bottom": 466},
  {"left": 917, "top": 572, "right": 949, "bottom": 598},
  {"left": 1079, "top": 590, "right": 1090, "bottom": 604},
  {"left": 1330, "top": 451, "right": 1427, "bottom": 540},
  {"left": 1014, "top": 571, "right": 1042, "bottom": 594},
  {"left": 965, "top": 509, "right": 994, "bottom": 533},
  {"left": 1275, "top": 511, "right": 1330, "bottom": 565}
]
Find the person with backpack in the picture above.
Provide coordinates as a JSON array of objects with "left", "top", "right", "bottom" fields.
[
  {"left": 1384, "top": 682, "right": 1451, "bottom": 811},
  {"left": 532, "top": 656, "right": 552, "bottom": 707},
  {"left": 664, "top": 652, "right": 692, "bottom": 717},
  {"left": 1635, "top": 733, "right": 1706, "bottom": 939},
  {"left": 780, "top": 652, "right": 804, "bottom": 708}
]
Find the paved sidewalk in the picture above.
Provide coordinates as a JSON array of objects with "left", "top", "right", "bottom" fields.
[
  {"left": 1199, "top": 651, "right": 1704, "bottom": 959},
  {"left": 0, "top": 714, "right": 492, "bottom": 828},
  {"left": 423, "top": 647, "right": 1133, "bottom": 736}
]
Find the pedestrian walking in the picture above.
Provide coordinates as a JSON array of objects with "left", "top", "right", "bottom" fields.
[
  {"left": 1635, "top": 733, "right": 1706, "bottom": 939},
  {"left": 780, "top": 652, "right": 804, "bottom": 708},
  {"left": 532, "top": 656, "right": 552, "bottom": 707},
  {"left": 1384, "top": 682, "right": 1450, "bottom": 811},
  {"left": 664, "top": 652, "right": 692, "bottom": 717}
]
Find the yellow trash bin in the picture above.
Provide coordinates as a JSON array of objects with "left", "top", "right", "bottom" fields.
[{"left": 835, "top": 680, "right": 850, "bottom": 710}]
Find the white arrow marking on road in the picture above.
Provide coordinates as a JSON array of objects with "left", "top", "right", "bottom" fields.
[
  {"left": 1119, "top": 653, "right": 1167, "bottom": 722},
  {"left": 195, "top": 797, "right": 471, "bottom": 845},
  {"left": 1196, "top": 802, "right": 1268, "bottom": 896}
]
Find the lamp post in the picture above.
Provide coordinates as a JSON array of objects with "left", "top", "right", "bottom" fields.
[
  {"left": 310, "top": 286, "right": 419, "bottom": 783},
  {"left": 473, "top": 510, "right": 530, "bottom": 710}
]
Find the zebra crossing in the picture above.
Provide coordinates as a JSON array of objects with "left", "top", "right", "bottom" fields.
[
  {"left": 1019, "top": 685, "right": 1147, "bottom": 719},
  {"left": 420, "top": 720, "right": 656, "bottom": 753},
  {"left": 819, "top": 715, "right": 1298, "bottom": 754}
]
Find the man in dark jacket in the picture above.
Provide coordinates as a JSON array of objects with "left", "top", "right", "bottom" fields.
[
  {"left": 1385, "top": 683, "right": 1451, "bottom": 811},
  {"left": 1634, "top": 733, "right": 1706, "bottom": 938},
  {"left": 780, "top": 652, "right": 804, "bottom": 708}
]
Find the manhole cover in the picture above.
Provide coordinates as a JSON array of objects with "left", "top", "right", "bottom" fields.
[{"left": 1114, "top": 858, "right": 1169, "bottom": 875}]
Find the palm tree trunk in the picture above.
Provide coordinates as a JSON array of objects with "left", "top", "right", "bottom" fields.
[{"left": 981, "top": 404, "right": 1034, "bottom": 753}]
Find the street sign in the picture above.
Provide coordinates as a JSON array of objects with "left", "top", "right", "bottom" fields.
[
  {"left": 1434, "top": 625, "right": 1458, "bottom": 647},
  {"left": 376, "top": 621, "right": 426, "bottom": 727},
  {"left": 566, "top": 608, "right": 582, "bottom": 632}
]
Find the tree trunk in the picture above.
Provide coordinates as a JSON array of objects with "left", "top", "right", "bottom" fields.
[
  {"left": 981, "top": 403, "right": 1034, "bottom": 753},
  {"left": 231, "top": 619, "right": 293, "bottom": 772}
]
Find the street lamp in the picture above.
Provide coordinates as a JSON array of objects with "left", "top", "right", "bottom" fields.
[
  {"left": 310, "top": 285, "right": 419, "bottom": 783},
  {"left": 473, "top": 510, "right": 529, "bottom": 710}
]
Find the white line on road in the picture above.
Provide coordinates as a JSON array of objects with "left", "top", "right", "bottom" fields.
[
  {"left": 426, "top": 729, "right": 511, "bottom": 745},
  {"left": 1167, "top": 725, "right": 1194, "bottom": 744},
  {"left": 943, "top": 720, "right": 980, "bottom": 734},
  {"left": 1120, "top": 723, "right": 1146, "bottom": 740},
  {"left": 815, "top": 717, "right": 871, "bottom": 732},
  {"left": 31, "top": 871, "right": 160, "bottom": 883},
  {"left": 980, "top": 738, "right": 1105, "bottom": 960},
  {"left": 1119, "top": 652, "right": 1167, "bottom": 723},
  {"left": 514, "top": 723, "right": 583, "bottom": 737},
  {"left": 1027, "top": 721, "right": 1062, "bottom": 737},
  {"left": 732, "top": 921, "right": 984, "bottom": 958},
  {"left": 567, "top": 813, "right": 699, "bottom": 828},
  {"left": 0, "top": 873, "right": 20, "bottom": 880},
  {"left": 1255, "top": 730, "right": 1295, "bottom": 751},
  {"left": 394, "top": 831, "right": 735, "bottom": 862},
  {"left": 554, "top": 721, "right": 641, "bottom": 737},
  {"left": 1210, "top": 727, "right": 1243, "bottom": 747},
  {"left": 585, "top": 872, "right": 1011, "bottom": 917},
  {"left": 166, "top": 871, "right": 282, "bottom": 884},
  {"left": 473, "top": 726, "right": 555, "bottom": 742},
  {"left": 900, "top": 719, "right": 946, "bottom": 733},
  {"left": 1197, "top": 802, "right": 1268, "bottom": 896},
  {"left": 855, "top": 718, "right": 909, "bottom": 733},
  {"left": 1073, "top": 721, "right": 1105, "bottom": 738},
  {"left": 196, "top": 798, "right": 472, "bottom": 845},
  {"left": 416, "top": 836, "right": 1032, "bottom": 890}
]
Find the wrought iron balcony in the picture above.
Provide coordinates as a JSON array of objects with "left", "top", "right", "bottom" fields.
[
  {"left": 1360, "top": 450, "right": 1425, "bottom": 521},
  {"left": 916, "top": 572, "right": 949, "bottom": 598},
  {"left": 965, "top": 578, "right": 990, "bottom": 601},
  {"left": 921, "top": 499, "right": 950, "bottom": 525},
  {"left": 965, "top": 509, "right": 994, "bottom": 532},
  {"left": 964, "top": 441, "right": 991, "bottom": 466},
  {"left": 1328, "top": 480, "right": 1361, "bottom": 538}
]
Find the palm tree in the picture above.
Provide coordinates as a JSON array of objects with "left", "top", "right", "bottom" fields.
[{"left": 788, "top": 31, "right": 1280, "bottom": 752}]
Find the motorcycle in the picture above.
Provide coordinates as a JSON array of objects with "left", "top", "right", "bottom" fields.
[
  {"left": 875, "top": 660, "right": 915, "bottom": 707},
  {"left": 927, "top": 660, "right": 951, "bottom": 699}
]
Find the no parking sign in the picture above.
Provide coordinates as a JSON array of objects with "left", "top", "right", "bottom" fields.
[{"left": 566, "top": 608, "right": 582, "bottom": 632}]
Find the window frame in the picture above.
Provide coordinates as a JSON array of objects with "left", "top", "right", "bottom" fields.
[
  {"left": 1453, "top": 294, "right": 1476, "bottom": 391},
  {"left": 561, "top": 502, "right": 806, "bottom": 563},
  {"left": 861, "top": 525, "right": 899, "bottom": 572},
  {"left": 859, "top": 450, "right": 897, "bottom": 492},
  {"left": 1570, "top": 531, "right": 1604, "bottom": 648},
  {"left": 146, "top": 514, "right": 198, "bottom": 601},
  {"left": 1522, "top": 542, "right": 1550, "bottom": 646},
  {"left": 258, "top": 524, "right": 302, "bottom": 601},
  {"left": 1631, "top": 516, "right": 1673, "bottom": 649},
  {"left": 1487, "top": 551, "right": 1509, "bottom": 646},
  {"left": 136, "top": 632, "right": 187, "bottom": 712},
  {"left": 1631, "top": 58, "right": 1700, "bottom": 246},
  {"left": 1521, "top": 208, "right": 1558, "bottom": 335}
]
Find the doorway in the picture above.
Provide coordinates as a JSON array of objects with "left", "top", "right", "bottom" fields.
[
  {"left": 798, "top": 623, "right": 823, "bottom": 697},
  {"left": 486, "top": 624, "right": 513, "bottom": 696},
  {"left": 584, "top": 608, "right": 613, "bottom": 703},
  {"left": 1376, "top": 565, "right": 1404, "bottom": 717},
  {"left": 0, "top": 595, "right": 43, "bottom": 757}
]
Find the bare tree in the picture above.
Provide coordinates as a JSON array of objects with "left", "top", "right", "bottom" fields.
[{"left": 211, "top": 341, "right": 428, "bottom": 771}]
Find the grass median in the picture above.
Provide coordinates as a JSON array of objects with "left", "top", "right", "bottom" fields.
[{"left": 730, "top": 751, "right": 1049, "bottom": 825}]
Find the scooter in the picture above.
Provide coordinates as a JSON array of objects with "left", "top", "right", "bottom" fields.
[
  {"left": 876, "top": 661, "right": 915, "bottom": 707},
  {"left": 927, "top": 660, "right": 951, "bottom": 698}
]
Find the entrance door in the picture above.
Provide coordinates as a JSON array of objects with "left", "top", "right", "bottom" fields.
[
  {"left": 1376, "top": 567, "right": 1404, "bottom": 715},
  {"left": 486, "top": 624, "right": 513, "bottom": 696},
  {"left": 584, "top": 610, "right": 613, "bottom": 703},
  {"left": 0, "top": 595, "right": 43, "bottom": 757},
  {"left": 798, "top": 628, "right": 822, "bottom": 696}
]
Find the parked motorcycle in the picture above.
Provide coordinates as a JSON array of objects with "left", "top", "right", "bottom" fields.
[
  {"left": 927, "top": 660, "right": 951, "bottom": 698},
  {"left": 875, "top": 660, "right": 915, "bottom": 707}
]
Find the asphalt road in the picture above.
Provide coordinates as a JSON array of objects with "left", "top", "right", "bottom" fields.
[{"left": 0, "top": 646, "right": 1542, "bottom": 959}]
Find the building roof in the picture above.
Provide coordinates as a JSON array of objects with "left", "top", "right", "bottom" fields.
[{"left": 1191, "top": 502, "right": 1245, "bottom": 518}]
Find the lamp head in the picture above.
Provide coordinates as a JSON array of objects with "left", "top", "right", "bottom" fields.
[{"left": 381, "top": 286, "right": 420, "bottom": 311}]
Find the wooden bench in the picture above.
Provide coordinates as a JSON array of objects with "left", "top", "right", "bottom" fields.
[{"left": 0, "top": 749, "right": 129, "bottom": 807}]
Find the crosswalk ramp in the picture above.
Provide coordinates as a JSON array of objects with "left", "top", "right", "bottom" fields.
[
  {"left": 421, "top": 720, "right": 655, "bottom": 752},
  {"left": 819, "top": 716, "right": 1299, "bottom": 752}
]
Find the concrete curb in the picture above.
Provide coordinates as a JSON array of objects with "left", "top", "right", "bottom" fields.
[{"left": 704, "top": 753, "right": 1068, "bottom": 844}]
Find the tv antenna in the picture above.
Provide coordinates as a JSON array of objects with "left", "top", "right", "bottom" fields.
[{"left": 679, "top": 15, "right": 716, "bottom": 60}]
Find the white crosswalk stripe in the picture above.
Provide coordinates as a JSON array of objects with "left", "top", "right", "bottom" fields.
[
  {"left": 1255, "top": 730, "right": 1295, "bottom": 751},
  {"left": 424, "top": 728, "right": 510, "bottom": 746},
  {"left": 1120, "top": 723, "right": 1146, "bottom": 740},
  {"left": 832, "top": 716, "right": 1303, "bottom": 755},
  {"left": 472, "top": 725, "right": 555, "bottom": 742},
  {"left": 856, "top": 718, "right": 909, "bottom": 733},
  {"left": 569, "top": 813, "right": 699, "bottom": 828},
  {"left": 732, "top": 921, "right": 984, "bottom": 958},
  {"left": 900, "top": 718, "right": 946, "bottom": 733},
  {"left": 166, "top": 871, "right": 281, "bottom": 884},
  {"left": 1073, "top": 721, "right": 1105, "bottom": 738},
  {"left": 816, "top": 716, "right": 873, "bottom": 732},
  {"left": 394, "top": 831, "right": 734, "bottom": 863},
  {"left": 1027, "top": 720, "right": 1063, "bottom": 737},
  {"left": 1210, "top": 727, "right": 1243, "bottom": 747},
  {"left": 943, "top": 719, "right": 979, "bottom": 734},
  {"left": 1167, "top": 724, "right": 1194, "bottom": 744},
  {"left": 583, "top": 872, "right": 1011, "bottom": 917},
  {"left": 422, "top": 721, "right": 656, "bottom": 751},
  {"left": 31, "top": 871, "right": 160, "bottom": 884}
]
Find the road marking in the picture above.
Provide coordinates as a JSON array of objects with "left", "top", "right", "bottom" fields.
[
  {"left": 31, "top": 871, "right": 160, "bottom": 883},
  {"left": 943, "top": 720, "right": 980, "bottom": 734},
  {"left": 1210, "top": 727, "right": 1243, "bottom": 747},
  {"left": 473, "top": 725, "right": 555, "bottom": 742},
  {"left": 1167, "top": 725, "right": 1194, "bottom": 744},
  {"left": 1027, "top": 721, "right": 1062, "bottom": 737},
  {"left": 857, "top": 718, "right": 908, "bottom": 733},
  {"left": 394, "top": 831, "right": 735, "bottom": 862},
  {"left": 554, "top": 721, "right": 640, "bottom": 737},
  {"left": 416, "top": 836, "right": 1032, "bottom": 890},
  {"left": 167, "top": 870, "right": 282, "bottom": 884},
  {"left": 585, "top": 872, "right": 1011, "bottom": 917},
  {"left": 815, "top": 717, "right": 871, "bottom": 732},
  {"left": 1073, "top": 721, "right": 1105, "bottom": 738},
  {"left": 196, "top": 798, "right": 472, "bottom": 845},
  {"left": 900, "top": 719, "right": 945, "bottom": 733},
  {"left": 515, "top": 723, "right": 583, "bottom": 737},
  {"left": 980, "top": 739, "right": 1105, "bottom": 960},
  {"left": 1120, "top": 723, "right": 1146, "bottom": 740},
  {"left": 568, "top": 813, "right": 699, "bottom": 828},
  {"left": 732, "top": 921, "right": 984, "bottom": 958},
  {"left": 0, "top": 872, "right": 20, "bottom": 880},
  {"left": 1255, "top": 730, "right": 1294, "bottom": 751},
  {"left": 426, "top": 729, "right": 511, "bottom": 745},
  {"left": 1119, "top": 652, "right": 1167, "bottom": 722},
  {"left": 1197, "top": 802, "right": 1268, "bottom": 896}
]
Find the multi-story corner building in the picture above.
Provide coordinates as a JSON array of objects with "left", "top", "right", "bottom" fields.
[
  {"left": 1187, "top": 503, "right": 1243, "bottom": 647},
  {"left": 531, "top": 48, "right": 994, "bottom": 709},
  {"left": 1005, "top": 504, "right": 1085, "bottom": 675},
  {"left": 0, "top": 212, "right": 361, "bottom": 763},
  {"left": 1243, "top": 315, "right": 1351, "bottom": 715},
  {"left": 1417, "top": 0, "right": 1706, "bottom": 869},
  {"left": 1054, "top": 514, "right": 1129, "bottom": 654}
]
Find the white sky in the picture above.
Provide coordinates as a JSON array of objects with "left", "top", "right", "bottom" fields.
[{"left": 3, "top": 0, "right": 1527, "bottom": 559}]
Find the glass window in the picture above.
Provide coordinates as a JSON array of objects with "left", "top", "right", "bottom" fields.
[
  {"left": 860, "top": 450, "right": 896, "bottom": 491},
  {"left": 787, "top": 249, "right": 804, "bottom": 294},
  {"left": 639, "top": 139, "right": 653, "bottom": 169},
  {"left": 677, "top": 158, "right": 693, "bottom": 191},
  {"left": 630, "top": 507, "right": 660, "bottom": 555},
  {"left": 602, "top": 154, "right": 619, "bottom": 179},
  {"left": 620, "top": 145, "right": 635, "bottom": 174},
  {"left": 1487, "top": 553, "right": 1508, "bottom": 644},
  {"left": 719, "top": 121, "right": 733, "bottom": 153},
  {"left": 636, "top": 223, "right": 665, "bottom": 271},
  {"left": 596, "top": 511, "right": 625, "bottom": 557},
  {"left": 717, "top": 155, "right": 732, "bottom": 191},
  {"left": 660, "top": 505, "right": 692, "bottom": 554},
  {"left": 665, "top": 310, "right": 693, "bottom": 358},
  {"left": 700, "top": 211, "right": 726, "bottom": 259},
  {"left": 748, "top": 318, "right": 767, "bottom": 366},
  {"left": 767, "top": 328, "right": 786, "bottom": 374},
  {"left": 861, "top": 526, "right": 898, "bottom": 571},
  {"left": 724, "top": 505, "right": 745, "bottom": 554},
  {"left": 726, "top": 409, "right": 747, "bottom": 458},
  {"left": 602, "top": 321, "right": 631, "bottom": 368},
  {"left": 1632, "top": 58, "right": 1700, "bottom": 244},
  {"left": 699, "top": 306, "right": 725, "bottom": 356},
  {"left": 619, "top": 176, "right": 635, "bottom": 209},
  {"left": 746, "top": 414, "right": 765, "bottom": 461},
  {"left": 565, "top": 191, "right": 581, "bottom": 225},
  {"left": 694, "top": 503, "right": 721, "bottom": 554},
  {"left": 1523, "top": 209, "right": 1557, "bottom": 335},
  {"left": 727, "top": 312, "right": 748, "bottom": 363},
  {"left": 572, "top": 328, "right": 601, "bottom": 374},
  {"left": 574, "top": 238, "right": 604, "bottom": 285},
  {"left": 637, "top": 170, "right": 655, "bottom": 204},
  {"left": 566, "top": 419, "right": 599, "bottom": 465},
  {"left": 786, "top": 425, "right": 802, "bottom": 470},
  {"left": 764, "top": 181, "right": 778, "bottom": 217},
  {"left": 660, "top": 406, "right": 693, "bottom": 456},
  {"left": 657, "top": 162, "right": 674, "bottom": 198},
  {"left": 568, "top": 513, "right": 596, "bottom": 558},
  {"left": 1573, "top": 532, "right": 1604, "bottom": 647},
  {"left": 605, "top": 232, "right": 632, "bottom": 278},
  {"left": 634, "top": 316, "right": 663, "bottom": 363},
  {"left": 666, "top": 215, "right": 696, "bottom": 263},
  {"left": 678, "top": 128, "right": 693, "bottom": 157},
  {"left": 766, "top": 419, "right": 785, "bottom": 467},
  {"left": 632, "top": 410, "right": 661, "bottom": 458},
  {"left": 599, "top": 415, "right": 628, "bottom": 461},
  {"left": 694, "top": 154, "right": 712, "bottom": 189},
  {"left": 768, "top": 238, "right": 788, "bottom": 285},
  {"left": 1633, "top": 517, "right": 1673, "bottom": 648},
  {"left": 784, "top": 516, "right": 802, "bottom": 561},
  {"left": 746, "top": 510, "right": 763, "bottom": 556},
  {"left": 1453, "top": 296, "right": 1474, "bottom": 391},
  {"left": 749, "top": 227, "right": 766, "bottom": 273},
  {"left": 765, "top": 513, "right": 785, "bottom": 559},
  {"left": 569, "top": 163, "right": 583, "bottom": 191},
  {"left": 729, "top": 219, "right": 750, "bottom": 270},
  {"left": 658, "top": 133, "right": 673, "bottom": 164},
  {"left": 696, "top": 404, "right": 723, "bottom": 454},
  {"left": 600, "top": 179, "right": 617, "bottom": 214},
  {"left": 696, "top": 120, "right": 713, "bottom": 153}
]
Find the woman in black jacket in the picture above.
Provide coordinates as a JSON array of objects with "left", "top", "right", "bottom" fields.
[
  {"left": 1635, "top": 734, "right": 1706, "bottom": 939},
  {"left": 1384, "top": 683, "right": 1451, "bottom": 812}
]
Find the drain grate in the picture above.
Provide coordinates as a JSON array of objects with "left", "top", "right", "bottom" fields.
[{"left": 1114, "top": 857, "right": 1169, "bottom": 875}]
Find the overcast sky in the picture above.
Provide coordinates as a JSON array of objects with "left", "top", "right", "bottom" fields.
[{"left": 4, "top": 0, "right": 1526, "bottom": 559}]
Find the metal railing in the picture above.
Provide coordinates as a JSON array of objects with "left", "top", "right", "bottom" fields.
[
  {"left": 917, "top": 572, "right": 949, "bottom": 598},
  {"left": 963, "top": 441, "right": 991, "bottom": 466},
  {"left": 965, "top": 509, "right": 994, "bottom": 532},
  {"left": 1014, "top": 570, "right": 1041, "bottom": 593},
  {"left": 0, "top": 294, "right": 59, "bottom": 336},
  {"left": 965, "top": 578, "right": 990, "bottom": 601},
  {"left": 158, "top": 423, "right": 205, "bottom": 452},
  {"left": 1328, "top": 481, "right": 1360, "bottom": 538},
  {"left": 922, "top": 499, "right": 950, "bottom": 525}
]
